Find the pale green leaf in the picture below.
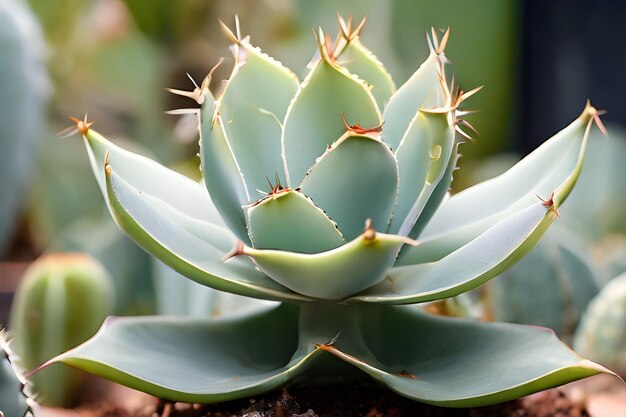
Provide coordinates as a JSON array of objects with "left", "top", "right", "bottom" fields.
[
  {"left": 282, "top": 53, "right": 381, "bottom": 185},
  {"left": 104, "top": 163, "right": 309, "bottom": 302},
  {"left": 350, "top": 203, "right": 557, "bottom": 304},
  {"left": 399, "top": 106, "right": 596, "bottom": 265},
  {"left": 310, "top": 305, "right": 611, "bottom": 407},
  {"left": 199, "top": 91, "right": 250, "bottom": 242},
  {"left": 381, "top": 51, "right": 446, "bottom": 150},
  {"left": 338, "top": 39, "right": 395, "bottom": 110},
  {"left": 46, "top": 305, "right": 321, "bottom": 403},
  {"left": 219, "top": 40, "right": 299, "bottom": 193},
  {"left": 245, "top": 189, "right": 345, "bottom": 253},
  {"left": 299, "top": 134, "right": 398, "bottom": 240},
  {"left": 241, "top": 228, "right": 413, "bottom": 300}
]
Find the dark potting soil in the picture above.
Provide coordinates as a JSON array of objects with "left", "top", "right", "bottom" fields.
[{"left": 148, "top": 385, "right": 588, "bottom": 417}]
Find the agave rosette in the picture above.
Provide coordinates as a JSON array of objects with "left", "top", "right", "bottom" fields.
[{"left": 44, "top": 18, "right": 612, "bottom": 407}]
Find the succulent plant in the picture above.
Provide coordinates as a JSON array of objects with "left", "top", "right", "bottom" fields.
[
  {"left": 574, "top": 272, "right": 626, "bottom": 375},
  {"left": 0, "top": 331, "right": 34, "bottom": 417},
  {"left": 0, "top": 0, "right": 48, "bottom": 252},
  {"left": 9, "top": 254, "right": 113, "bottom": 407},
  {"left": 41, "top": 18, "right": 612, "bottom": 406}
]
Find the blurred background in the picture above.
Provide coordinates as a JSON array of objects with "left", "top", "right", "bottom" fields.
[{"left": 1, "top": 0, "right": 626, "bottom": 391}]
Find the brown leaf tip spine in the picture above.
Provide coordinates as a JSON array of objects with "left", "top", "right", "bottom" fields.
[
  {"left": 342, "top": 113, "right": 383, "bottom": 134},
  {"left": 363, "top": 218, "right": 376, "bottom": 241},
  {"left": 223, "top": 241, "right": 245, "bottom": 261},
  {"left": 536, "top": 192, "right": 559, "bottom": 216},
  {"left": 584, "top": 100, "right": 608, "bottom": 137}
]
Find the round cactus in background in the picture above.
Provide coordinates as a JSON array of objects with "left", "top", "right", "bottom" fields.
[
  {"left": 9, "top": 254, "right": 113, "bottom": 407},
  {"left": 574, "top": 272, "right": 626, "bottom": 375}
]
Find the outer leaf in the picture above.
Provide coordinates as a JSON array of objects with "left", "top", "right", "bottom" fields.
[
  {"left": 82, "top": 128, "right": 223, "bottom": 231},
  {"left": 282, "top": 39, "right": 381, "bottom": 185},
  {"left": 390, "top": 110, "right": 455, "bottom": 235},
  {"left": 245, "top": 189, "right": 345, "bottom": 253},
  {"left": 241, "top": 228, "right": 414, "bottom": 300},
  {"left": 350, "top": 203, "right": 557, "bottom": 304},
  {"left": 219, "top": 39, "right": 299, "bottom": 193},
  {"left": 44, "top": 304, "right": 321, "bottom": 403},
  {"left": 299, "top": 133, "right": 398, "bottom": 240},
  {"left": 104, "top": 162, "right": 309, "bottom": 302},
  {"left": 313, "top": 306, "right": 612, "bottom": 407},
  {"left": 399, "top": 105, "right": 598, "bottom": 265},
  {"left": 338, "top": 39, "right": 395, "bottom": 110},
  {"left": 199, "top": 92, "right": 250, "bottom": 242},
  {"left": 381, "top": 50, "right": 446, "bottom": 150}
]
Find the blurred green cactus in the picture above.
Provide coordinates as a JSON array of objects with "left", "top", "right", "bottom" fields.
[
  {"left": 9, "top": 254, "right": 113, "bottom": 407},
  {"left": 0, "top": 0, "right": 49, "bottom": 252},
  {"left": 575, "top": 272, "right": 626, "bottom": 375},
  {"left": 51, "top": 218, "right": 156, "bottom": 315}
]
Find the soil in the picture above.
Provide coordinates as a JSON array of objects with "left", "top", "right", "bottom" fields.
[{"left": 37, "top": 377, "right": 617, "bottom": 417}]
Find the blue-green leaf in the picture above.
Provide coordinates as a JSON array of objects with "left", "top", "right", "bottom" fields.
[
  {"left": 351, "top": 203, "right": 557, "bottom": 304},
  {"left": 245, "top": 189, "right": 345, "bottom": 253},
  {"left": 241, "top": 226, "right": 414, "bottom": 300},
  {"left": 390, "top": 110, "right": 455, "bottom": 235},
  {"left": 335, "top": 19, "right": 396, "bottom": 110},
  {"left": 44, "top": 304, "right": 321, "bottom": 403},
  {"left": 219, "top": 38, "right": 299, "bottom": 193},
  {"left": 299, "top": 133, "right": 398, "bottom": 240},
  {"left": 311, "top": 305, "right": 612, "bottom": 407},
  {"left": 103, "top": 160, "right": 309, "bottom": 302},
  {"left": 199, "top": 91, "right": 250, "bottom": 242},
  {"left": 282, "top": 32, "right": 381, "bottom": 185},
  {"left": 399, "top": 104, "right": 598, "bottom": 265},
  {"left": 381, "top": 50, "right": 446, "bottom": 150}
]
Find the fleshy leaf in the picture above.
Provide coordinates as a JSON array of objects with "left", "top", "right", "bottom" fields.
[
  {"left": 350, "top": 203, "right": 557, "bottom": 304},
  {"left": 245, "top": 189, "right": 345, "bottom": 253},
  {"left": 240, "top": 225, "right": 415, "bottom": 300},
  {"left": 390, "top": 110, "right": 456, "bottom": 235},
  {"left": 299, "top": 133, "right": 398, "bottom": 240},
  {"left": 82, "top": 128, "right": 222, "bottom": 227},
  {"left": 219, "top": 38, "right": 299, "bottom": 194},
  {"left": 199, "top": 91, "right": 251, "bottom": 242},
  {"left": 312, "top": 305, "right": 612, "bottom": 407},
  {"left": 399, "top": 104, "right": 598, "bottom": 265},
  {"left": 104, "top": 162, "right": 310, "bottom": 302},
  {"left": 381, "top": 50, "right": 447, "bottom": 150},
  {"left": 44, "top": 304, "right": 321, "bottom": 403},
  {"left": 282, "top": 32, "right": 381, "bottom": 185},
  {"left": 337, "top": 37, "right": 395, "bottom": 110}
]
